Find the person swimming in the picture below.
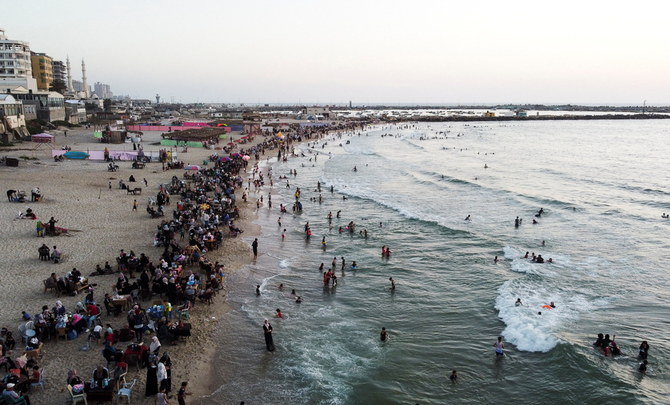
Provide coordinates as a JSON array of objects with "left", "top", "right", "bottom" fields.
[
  {"left": 449, "top": 370, "right": 458, "bottom": 383},
  {"left": 256, "top": 285, "right": 261, "bottom": 296},
  {"left": 515, "top": 298, "right": 522, "bottom": 306},
  {"left": 639, "top": 359, "right": 648, "bottom": 373},
  {"left": 389, "top": 277, "right": 396, "bottom": 290},
  {"left": 380, "top": 327, "right": 388, "bottom": 341},
  {"left": 464, "top": 215, "right": 471, "bottom": 221}
]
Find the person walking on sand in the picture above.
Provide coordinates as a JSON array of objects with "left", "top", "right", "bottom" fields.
[
  {"left": 252, "top": 238, "right": 258, "bottom": 257},
  {"left": 132, "top": 199, "right": 138, "bottom": 212}
]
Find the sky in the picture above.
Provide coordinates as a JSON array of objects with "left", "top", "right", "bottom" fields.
[{"left": 4, "top": 0, "right": 670, "bottom": 104}]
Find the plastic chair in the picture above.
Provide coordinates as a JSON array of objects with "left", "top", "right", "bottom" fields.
[
  {"left": 30, "top": 369, "right": 45, "bottom": 390},
  {"left": 67, "top": 384, "right": 88, "bottom": 404},
  {"left": 116, "top": 378, "right": 136, "bottom": 404}
]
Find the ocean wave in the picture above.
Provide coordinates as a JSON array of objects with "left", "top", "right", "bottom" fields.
[{"left": 495, "top": 279, "right": 595, "bottom": 352}]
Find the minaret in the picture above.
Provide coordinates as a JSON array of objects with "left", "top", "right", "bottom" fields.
[
  {"left": 66, "top": 56, "right": 73, "bottom": 92},
  {"left": 81, "top": 58, "right": 89, "bottom": 98}
]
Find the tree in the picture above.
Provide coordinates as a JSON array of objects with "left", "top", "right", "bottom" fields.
[
  {"left": 49, "top": 79, "right": 67, "bottom": 94},
  {"left": 103, "top": 98, "right": 112, "bottom": 112}
]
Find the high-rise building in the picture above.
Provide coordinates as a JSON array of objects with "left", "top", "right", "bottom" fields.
[
  {"left": 52, "top": 60, "right": 65, "bottom": 83},
  {"left": 31, "top": 52, "right": 53, "bottom": 90},
  {"left": 0, "top": 28, "right": 38, "bottom": 91},
  {"left": 94, "top": 82, "right": 112, "bottom": 99},
  {"left": 72, "top": 79, "right": 83, "bottom": 92}
]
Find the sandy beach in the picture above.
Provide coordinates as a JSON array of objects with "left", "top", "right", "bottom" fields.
[{"left": 0, "top": 128, "right": 265, "bottom": 404}]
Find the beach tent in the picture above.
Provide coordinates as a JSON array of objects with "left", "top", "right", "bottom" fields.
[{"left": 31, "top": 133, "right": 55, "bottom": 151}]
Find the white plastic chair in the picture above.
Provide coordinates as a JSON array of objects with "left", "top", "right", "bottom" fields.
[
  {"left": 30, "top": 369, "right": 45, "bottom": 390},
  {"left": 67, "top": 384, "right": 87, "bottom": 404},
  {"left": 116, "top": 378, "right": 136, "bottom": 404}
]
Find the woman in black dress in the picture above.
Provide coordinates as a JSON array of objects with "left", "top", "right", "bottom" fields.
[
  {"left": 145, "top": 358, "right": 158, "bottom": 397},
  {"left": 263, "top": 320, "right": 275, "bottom": 351}
]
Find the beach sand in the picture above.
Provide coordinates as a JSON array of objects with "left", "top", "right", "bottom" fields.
[{"left": 0, "top": 128, "right": 264, "bottom": 404}]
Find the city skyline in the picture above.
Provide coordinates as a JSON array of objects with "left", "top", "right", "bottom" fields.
[{"left": 4, "top": 0, "right": 670, "bottom": 104}]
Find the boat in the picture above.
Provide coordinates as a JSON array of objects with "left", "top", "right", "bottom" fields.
[{"left": 63, "top": 151, "right": 90, "bottom": 159}]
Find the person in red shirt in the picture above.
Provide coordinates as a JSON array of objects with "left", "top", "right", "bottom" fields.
[{"left": 86, "top": 303, "right": 101, "bottom": 329}]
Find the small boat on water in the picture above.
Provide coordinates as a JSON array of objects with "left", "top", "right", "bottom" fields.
[{"left": 63, "top": 151, "right": 90, "bottom": 159}]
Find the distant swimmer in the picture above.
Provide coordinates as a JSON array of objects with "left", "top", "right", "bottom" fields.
[
  {"left": 493, "top": 336, "right": 505, "bottom": 356},
  {"left": 515, "top": 298, "right": 522, "bottom": 306},
  {"left": 389, "top": 277, "right": 396, "bottom": 290},
  {"left": 465, "top": 215, "right": 471, "bottom": 221},
  {"left": 295, "top": 296, "right": 302, "bottom": 303},
  {"left": 639, "top": 341, "right": 650, "bottom": 360},
  {"left": 380, "top": 327, "right": 388, "bottom": 342},
  {"left": 532, "top": 219, "right": 538, "bottom": 224},
  {"left": 256, "top": 285, "right": 261, "bottom": 296},
  {"left": 484, "top": 164, "right": 488, "bottom": 169},
  {"left": 524, "top": 251, "right": 529, "bottom": 259},
  {"left": 449, "top": 370, "right": 458, "bottom": 384},
  {"left": 494, "top": 255, "right": 499, "bottom": 264},
  {"left": 515, "top": 217, "right": 520, "bottom": 228},
  {"left": 639, "top": 360, "right": 648, "bottom": 374},
  {"left": 353, "top": 166, "right": 357, "bottom": 172},
  {"left": 351, "top": 261, "right": 358, "bottom": 270},
  {"left": 276, "top": 308, "right": 283, "bottom": 318}
]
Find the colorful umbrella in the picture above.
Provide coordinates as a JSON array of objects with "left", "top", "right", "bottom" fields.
[{"left": 184, "top": 165, "right": 201, "bottom": 170}]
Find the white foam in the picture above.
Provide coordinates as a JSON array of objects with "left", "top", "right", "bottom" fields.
[{"left": 495, "top": 279, "right": 596, "bottom": 352}]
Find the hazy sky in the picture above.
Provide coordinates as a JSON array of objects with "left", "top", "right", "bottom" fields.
[{"left": 4, "top": 0, "right": 670, "bottom": 104}]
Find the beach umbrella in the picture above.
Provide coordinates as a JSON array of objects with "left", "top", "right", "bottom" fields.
[
  {"left": 242, "top": 155, "right": 251, "bottom": 161},
  {"left": 227, "top": 142, "right": 235, "bottom": 146},
  {"left": 184, "top": 165, "right": 201, "bottom": 171}
]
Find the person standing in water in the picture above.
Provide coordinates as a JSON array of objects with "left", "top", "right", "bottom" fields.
[
  {"left": 389, "top": 277, "right": 396, "bottom": 290},
  {"left": 263, "top": 320, "right": 275, "bottom": 351},
  {"left": 380, "top": 327, "right": 388, "bottom": 341},
  {"left": 449, "top": 370, "right": 458, "bottom": 383},
  {"left": 251, "top": 238, "right": 258, "bottom": 257},
  {"left": 493, "top": 336, "right": 505, "bottom": 356}
]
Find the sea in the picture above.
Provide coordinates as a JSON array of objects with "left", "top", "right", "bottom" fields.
[{"left": 208, "top": 119, "right": 670, "bottom": 405}]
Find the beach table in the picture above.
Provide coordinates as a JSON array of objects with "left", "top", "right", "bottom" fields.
[
  {"left": 111, "top": 295, "right": 131, "bottom": 311},
  {"left": 84, "top": 381, "right": 116, "bottom": 403}
]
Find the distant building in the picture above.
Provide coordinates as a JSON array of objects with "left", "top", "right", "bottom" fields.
[
  {"left": 302, "top": 106, "right": 332, "bottom": 119},
  {"left": 30, "top": 52, "right": 53, "bottom": 90},
  {"left": 210, "top": 110, "right": 244, "bottom": 119},
  {"left": 0, "top": 93, "right": 28, "bottom": 143},
  {"left": 65, "top": 99, "right": 87, "bottom": 124},
  {"left": 52, "top": 60, "right": 65, "bottom": 83},
  {"left": 515, "top": 109, "right": 528, "bottom": 117},
  {"left": 484, "top": 111, "right": 496, "bottom": 117},
  {"left": 7, "top": 86, "right": 65, "bottom": 122},
  {"left": 93, "top": 81, "right": 112, "bottom": 99},
  {"left": 0, "top": 28, "right": 38, "bottom": 91}
]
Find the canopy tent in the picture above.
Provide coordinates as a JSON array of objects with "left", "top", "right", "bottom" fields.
[
  {"left": 31, "top": 133, "right": 55, "bottom": 151},
  {"left": 31, "top": 133, "right": 55, "bottom": 143}
]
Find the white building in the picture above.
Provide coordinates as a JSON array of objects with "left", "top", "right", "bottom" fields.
[
  {"left": 0, "top": 28, "right": 37, "bottom": 91},
  {"left": 94, "top": 81, "right": 112, "bottom": 99}
]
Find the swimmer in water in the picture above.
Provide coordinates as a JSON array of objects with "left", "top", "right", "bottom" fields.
[
  {"left": 549, "top": 301, "right": 556, "bottom": 308},
  {"left": 465, "top": 215, "right": 471, "bottom": 221},
  {"left": 639, "top": 359, "right": 648, "bottom": 374},
  {"left": 493, "top": 336, "right": 504, "bottom": 356},
  {"left": 278, "top": 283, "right": 284, "bottom": 290},
  {"left": 449, "top": 370, "right": 458, "bottom": 383},
  {"left": 494, "top": 255, "right": 498, "bottom": 263},
  {"left": 256, "top": 285, "right": 261, "bottom": 296},
  {"left": 380, "top": 327, "right": 388, "bottom": 341},
  {"left": 515, "top": 298, "right": 522, "bottom": 306},
  {"left": 276, "top": 308, "right": 283, "bottom": 318},
  {"left": 389, "top": 277, "right": 396, "bottom": 290},
  {"left": 295, "top": 296, "right": 302, "bottom": 303}
]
